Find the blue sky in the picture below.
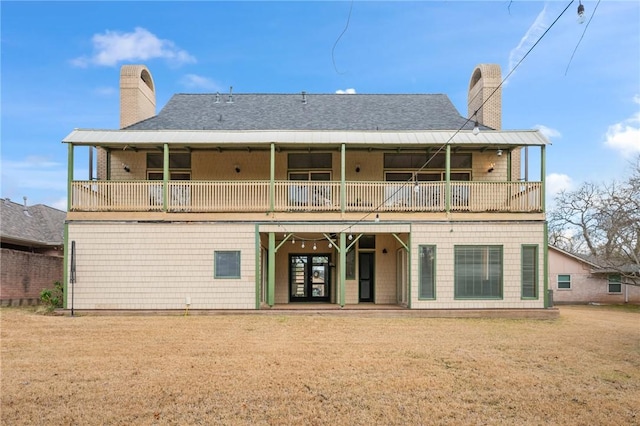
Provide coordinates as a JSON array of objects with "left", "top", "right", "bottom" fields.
[{"left": 1, "top": 1, "right": 639, "bottom": 211}]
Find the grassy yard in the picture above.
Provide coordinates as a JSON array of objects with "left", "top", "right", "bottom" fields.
[{"left": 1, "top": 305, "right": 639, "bottom": 425}]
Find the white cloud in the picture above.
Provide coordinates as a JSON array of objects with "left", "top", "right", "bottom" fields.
[
  {"left": 71, "top": 27, "right": 196, "bottom": 67},
  {"left": 180, "top": 74, "right": 222, "bottom": 91},
  {"left": 546, "top": 173, "right": 572, "bottom": 196},
  {"left": 93, "top": 86, "right": 116, "bottom": 96},
  {"left": 605, "top": 97, "right": 640, "bottom": 157},
  {"left": 533, "top": 124, "right": 561, "bottom": 140},
  {"left": 1, "top": 157, "right": 67, "bottom": 192},
  {"left": 51, "top": 197, "right": 68, "bottom": 212},
  {"left": 335, "top": 88, "right": 356, "bottom": 94},
  {"left": 506, "top": 5, "right": 548, "bottom": 80}
]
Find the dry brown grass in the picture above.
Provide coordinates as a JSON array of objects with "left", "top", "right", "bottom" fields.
[{"left": 1, "top": 305, "right": 639, "bottom": 425}]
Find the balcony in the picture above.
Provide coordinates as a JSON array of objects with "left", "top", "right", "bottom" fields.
[{"left": 70, "top": 180, "right": 543, "bottom": 213}]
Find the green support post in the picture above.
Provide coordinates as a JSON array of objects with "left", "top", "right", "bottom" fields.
[
  {"left": 270, "top": 143, "right": 275, "bottom": 212},
  {"left": 445, "top": 144, "right": 451, "bottom": 213},
  {"left": 255, "top": 225, "right": 261, "bottom": 309},
  {"left": 268, "top": 232, "right": 275, "bottom": 307},
  {"left": 62, "top": 223, "right": 69, "bottom": 310},
  {"left": 340, "top": 232, "right": 346, "bottom": 307},
  {"left": 544, "top": 222, "right": 549, "bottom": 308},
  {"left": 340, "top": 144, "right": 346, "bottom": 213},
  {"left": 540, "top": 145, "right": 546, "bottom": 212},
  {"left": 163, "top": 144, "right": 169, "bottom": 212},
  {"left": 67, "top": 144, "right": 74, "bottom": 211}
]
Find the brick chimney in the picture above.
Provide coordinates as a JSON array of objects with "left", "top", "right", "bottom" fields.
[
  {"left": 467, "top": 64, "right": 501, "bottom": 131},
  {"left": 97, "top": 65, "right": 156, "bottom": 180},
  {"left": 468, "top": 64, "right": 520, "bottom": 180}
]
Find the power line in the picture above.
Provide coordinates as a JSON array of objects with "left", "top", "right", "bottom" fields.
[
  {"left": 565, "top": 0, "right": 601, "bottom": 76},
  {"left": 277, "top": 0, "right": 575, "bottom": 240}
]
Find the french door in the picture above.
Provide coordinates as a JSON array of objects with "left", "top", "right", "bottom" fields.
[{"left": 289, "top": 255, "right": 331, "bottom": 302}]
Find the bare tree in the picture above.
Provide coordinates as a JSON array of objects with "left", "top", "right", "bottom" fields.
[{"left": 549, "top": 156, "right": 640, "bottom": 286}]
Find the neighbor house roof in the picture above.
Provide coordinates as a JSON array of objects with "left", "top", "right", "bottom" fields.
[
  {"left": 0, "top": 199, "right": 65, "bottom": 247},
  {"left": 124, "top": 93, "right": 479, "bottom": 131}
]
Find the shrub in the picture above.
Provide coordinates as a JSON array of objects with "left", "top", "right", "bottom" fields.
[{"left": 40, "top": 281, "right": 63, "bottom": 312}]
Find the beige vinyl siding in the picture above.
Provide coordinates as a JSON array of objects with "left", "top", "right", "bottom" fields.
[
  {"left": 67, "top": 222, "right": 256, "bottom": 309},
  {"left": 411, "top": 222, "right": 545, "bottom": 309}
]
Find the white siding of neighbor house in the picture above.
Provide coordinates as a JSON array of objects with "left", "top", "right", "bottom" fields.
[
  {"left": 67, "top": 222, "right": 256, "bottom": 309},
  {"left": 411, "top": 222, "right": 546, "bottom": 309}
]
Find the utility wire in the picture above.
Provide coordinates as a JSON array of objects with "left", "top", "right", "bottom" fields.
[
  {"left": 332, "top": 0, "right": 354, "bottom": 75},
  {"left": 565, "top": 0, "right": 601, "bottom": 76},
  {"left": 277, "top": 0, "right": 575, "bottom": 240}
]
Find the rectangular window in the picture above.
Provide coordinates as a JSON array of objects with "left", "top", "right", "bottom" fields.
[
  {"left": 288, "top": 153, "right": 332, "bottom": 169},
  {"left": 214, "top": 251, "right": 241, "bottom": 279},
  {"left": 147, "top": 153, "right": 191, "bottom": 180},
  {"left": 557, "top": 274, "right": 571, "bottom": 289},
  {"left": 608, "top": 275, "right": 622, "bottom": 293},
  {"left": 521, "top": 245, "right": 538, "bottom": 298},
  {"left": 147, "top": 153, "right": 191, "bottom": 169},
  {"left": 418, "top": 246, "right": 436, "bottom": 299},
  {"left": 454, "top": 246, "right": 502, "bottom": 299},
  {"left": 384, "top": 153, "right": 472, "bottom": 169}
]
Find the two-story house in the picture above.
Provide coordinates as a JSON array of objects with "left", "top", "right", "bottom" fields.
[{"left": 62, "top": 64, "right": 549, "bottom": 311}]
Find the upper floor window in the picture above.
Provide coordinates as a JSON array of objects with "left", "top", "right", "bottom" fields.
[
  {"left": 288, "top": 153, "right": 332, "bottom": 169},
  {"left": 384, "top": 153, "right": 472, "bottom": 170},
  {"left": 147, "top": 153, "right": 191, "bottom": 180}
]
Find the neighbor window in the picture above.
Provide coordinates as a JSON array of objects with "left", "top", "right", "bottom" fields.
[
  {"left": 608, "top": 275, "right": 622, "bottom": 293},
  {"left": 557, "top": 274, "right": 571, "bottom": 289},
  {"left": 454, "top": 246, "right": 502, "bottom": 299},
  {"left": 214, "top": 251, "right": 241, "bottom": 279},
  {"left": 418, "top": 246, "right": 436, "bottom": 299},
  {"left": 521, "top": 245, "right": 538, "bottom": 298}
]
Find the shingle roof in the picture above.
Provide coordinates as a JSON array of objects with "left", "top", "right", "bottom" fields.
[
  {"left": 126, "top": 93, "right": 482, "bottom": 132},
  {"left": 0, "top": 199, "right": 65, "bottom": 247}
]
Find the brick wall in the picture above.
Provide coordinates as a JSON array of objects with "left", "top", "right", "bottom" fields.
[{"left": 0, "top": 248, "right": 63, "bottom": 305}]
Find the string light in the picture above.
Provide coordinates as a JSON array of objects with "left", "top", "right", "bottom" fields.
[
  {"left": 313, "top": 242, "right": 317, "bottom": 251},
  {"left": 577, "top": 1, "right": 585, "bottom": 24},
  {"left": 375, "top": 213, "right": 380, "bottom": 223}
]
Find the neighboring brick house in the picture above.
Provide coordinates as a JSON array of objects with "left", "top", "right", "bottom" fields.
[
  {"left": 61, "top": 64, "right": 551, "bottom": 311},
  {"left": 549, "top": 246, "right": 640, "bottom": 304},
  {"left": 1, "top": 198, "right": 65, "bottom": 306}
]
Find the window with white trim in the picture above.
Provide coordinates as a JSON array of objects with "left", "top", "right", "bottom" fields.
[
  {"left": 608, "top": 275, "right": 622, "bottom": 293},
  {"left": 557, "top": 274, "right": 571, "bottom": 289}
]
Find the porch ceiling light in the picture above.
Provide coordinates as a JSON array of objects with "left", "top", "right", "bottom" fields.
[{"left": 497, "top": 149, "right": 503, "bottom": 157}]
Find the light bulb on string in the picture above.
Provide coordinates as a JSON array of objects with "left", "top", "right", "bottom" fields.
[
  {"left": 472, "top": 121, "right": 480, "bottom": 135},
  {"left": 375, "top": 213, "right": 380, "bottom": 223},
  {"left": 301, "top": 241, "right": 305, "bottom": 248},
  {"left": 577, "top": 1, "right": 585, "bottom": 24},
  {"left": 313, "top": 242, "right": 317, "bottom": 251},
  {"left": 414, "top": 181, "right": 420, "bottom": 193},
  {"left": 348, "top": 234, "right": 353, "bottom": 241},
  {"left": 292, "top": 237, "right": 295, "bottom": 245}
]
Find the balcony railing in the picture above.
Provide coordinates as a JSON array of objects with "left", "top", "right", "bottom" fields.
[{"left": 70, "top": 180, "right": 542, "bottom": 213}]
